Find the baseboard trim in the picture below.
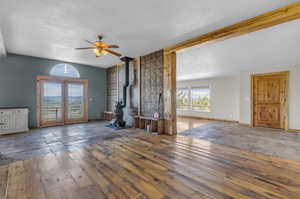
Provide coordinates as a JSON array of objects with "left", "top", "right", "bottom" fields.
[
  {"left": 238, "top": 123, "right": 251, "bottom": 127},
  {"left": 288, "top": 129, "right": 300, "bottom": 133},
  {"left": 177, "top": 115, "right": 238, "bottom": 123},
  {"left": 178, "top": 116, "right": 300, "bottom": 132},
  {"left": 88, "top": 119, "right": 105, "bottom": 122},
  {"left": 33, "top": 120, "right": 104, "bottom": 129}
]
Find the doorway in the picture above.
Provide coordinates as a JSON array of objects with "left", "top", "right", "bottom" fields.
[
  {"left": 251, "top": 72, "right": 288, "bottom": 130},
  {"left": 37, "top": 76, "right": 88, "bottom": 127}
]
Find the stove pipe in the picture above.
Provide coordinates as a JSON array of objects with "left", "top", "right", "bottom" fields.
[{"left": 120, "top": 56, "right": 134, "bottom": 108}]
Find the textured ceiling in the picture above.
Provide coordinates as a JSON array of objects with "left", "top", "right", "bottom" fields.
[
  {"left": 0, "top": 0, "right": 298, "bottom": 68},
  {"left": 177, "top": 19, "right": 300, "bottom": 80}
]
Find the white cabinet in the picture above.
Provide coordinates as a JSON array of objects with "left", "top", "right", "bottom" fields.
[{"left": 0, "top": 108, "right": 29, "bottom": 135}]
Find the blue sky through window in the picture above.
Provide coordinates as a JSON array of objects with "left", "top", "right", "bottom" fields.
[
  {"left": 44, "top": 83, "right": 83, "bottom": 97},
  {"left": 44, "top": 82, "right": 62, "bottom": 97},
  {"left": 68, "top": 84, "right": 83, "bottom": 97}
]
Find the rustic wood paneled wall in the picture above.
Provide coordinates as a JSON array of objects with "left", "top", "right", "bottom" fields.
[
  {"left": 140, "top": 50, "right": 164, "bottom": 118},
  {"left": 117, "top": 61, "right": 139, "bottom": 126},
  {"left": 106, "top": 66, "right": 118, "bottom": 112},
  {"left": 115, "top": 61, "right": 139, "bottom": 110},
  {"left": 129, "top": 60, "right": 140, "bottom": 114},
  {"left": 117, "top": 63, "right": 125, "bottom": 103}
]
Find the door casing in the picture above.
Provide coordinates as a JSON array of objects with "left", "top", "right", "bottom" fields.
[{"left": 250, "top": 71, "right": 289, "bottom": 130}]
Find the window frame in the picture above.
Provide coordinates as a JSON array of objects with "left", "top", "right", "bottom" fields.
[
  {"left": 176, "top": 86, "right": 211, "bottom": 113},
  {"left": 190, "top": 86, "right": 211, "bottom": 112},
  {"left": 50, "top": 64, "right": 80, "bottom": 78},
  {"left": 176, "top": 87, "right": 190, "bottom": 110}
]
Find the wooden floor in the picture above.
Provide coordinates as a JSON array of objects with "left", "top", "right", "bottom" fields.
[
  {"left": 0, "top": 122, "right": 139, "bottom": 165},
  {"left": 178, "top": 118, "right": 300, "bottom": 162},
  {"left": 177, "top": 116, "right": 213, "bottom": 133},
  {"left": 1, "top": 133, "right": 300, "bottom": 199}
]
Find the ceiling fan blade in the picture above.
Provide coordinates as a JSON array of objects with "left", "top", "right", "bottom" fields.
[
  {"left": 107, "top": 45, "right": 119, "bottom": 48},
  {"left": 85, "top": 40, "right": 96, "bottom": 46},
  {"left": 75, "top": 47, "right": 96, "bottom": 50},
  {"left": 104, "top": 49, "right": 122, "bottom": 57}
]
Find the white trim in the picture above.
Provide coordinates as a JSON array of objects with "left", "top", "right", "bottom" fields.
[{"left": 0, "top": 28, "right": 7, "bottom": 57}]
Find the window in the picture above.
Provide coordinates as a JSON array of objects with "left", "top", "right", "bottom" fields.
[
  {"left": 176, "top": 86, "right": 211, "bottom": 112},
  {"left": 191, "top": 87, "right": 211, "bottom": 112},
  {"left": 50, "top": 64, "right": 80, "bottom": 78},
  {"left": 176, "top": 88, "right": 189, "bottom": 110}
]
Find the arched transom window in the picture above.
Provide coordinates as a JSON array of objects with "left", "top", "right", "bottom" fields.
[{"left": 50, "top": 64, "right": 80, "bottom": 78}]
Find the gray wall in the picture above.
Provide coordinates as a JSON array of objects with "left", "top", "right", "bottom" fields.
[{"left": 0, "top": 53, "right": 107, "bottom": 127}]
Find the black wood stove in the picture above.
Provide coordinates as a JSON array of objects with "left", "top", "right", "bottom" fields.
[{"left": 107, "top": 56, "right": 134, "bottom": 129}]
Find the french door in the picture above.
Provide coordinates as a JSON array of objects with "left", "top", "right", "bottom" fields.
[{"left": 37, "top": 76, "right": 88, "bottom": 127}]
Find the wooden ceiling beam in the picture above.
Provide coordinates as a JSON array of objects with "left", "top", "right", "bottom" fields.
[{"left": 164, "top": 2, "right": 300, "bottom": 53}]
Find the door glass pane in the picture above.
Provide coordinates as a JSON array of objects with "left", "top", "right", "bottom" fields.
[
  {"left": 42, "top": 82, "right": 63, "bottom": 122},
  {"left": 67, "top": 83, "right": 84, "bottom": 119}
]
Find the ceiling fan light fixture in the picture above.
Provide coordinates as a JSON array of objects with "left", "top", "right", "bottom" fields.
[
  {"left": 93, "top": 48, "right": 102, "bottom": 57},
  {"left": 76, "top": 35, "right": 121, "bottom": 58}
]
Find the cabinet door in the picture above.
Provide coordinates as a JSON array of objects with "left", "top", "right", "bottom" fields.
[
  {"left": 0, "top": 111, "right": 3, "bottom": 132},
  {"left": 15, "top": 109, "right": 27, "bottom": 130},
  {"left": 0, "top": 111, "right": 12, "bottom": 132}
]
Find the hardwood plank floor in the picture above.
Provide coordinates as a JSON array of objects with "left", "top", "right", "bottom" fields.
[
  {"left": 1, "top": 133, "right": 300, "bottom": 199},
  {"left": 0, "top": 121, "right": 139, "bottom": 165},
  {"left": 179, "top": 119, "right": 300, "bottom": 162},
  {"left": 177, "top": 116, "right": 213, "bottom": 133}
]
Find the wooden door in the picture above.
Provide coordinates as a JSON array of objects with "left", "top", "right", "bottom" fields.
[{"left": 252, "top": 72, "right": 288, "bottom": 129}]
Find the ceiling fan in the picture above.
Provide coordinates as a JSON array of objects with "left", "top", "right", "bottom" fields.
[{"left": 75, "top": 35, "right": 121, "bottom": 57}]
